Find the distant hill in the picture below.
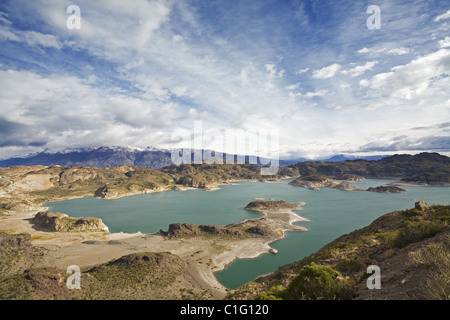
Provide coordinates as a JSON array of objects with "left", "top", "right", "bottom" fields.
[
  {"left": 288, "top": 152, "right": 450, "bottom": 179},
  {"left": 322, "top": 154, "right": 389, "bottom": 162}
]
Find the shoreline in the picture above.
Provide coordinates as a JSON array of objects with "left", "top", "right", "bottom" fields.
[{"left": 1, "top": 178, "right": 309, "bottom": 299}]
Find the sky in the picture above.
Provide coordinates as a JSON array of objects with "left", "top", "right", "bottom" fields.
[{"left": 0, "top": 0, "right": 449, "bottom": 160}]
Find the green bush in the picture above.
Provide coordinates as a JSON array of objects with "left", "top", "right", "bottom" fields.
[
  {"left": 336, "top": 258, "right": 361, "bottom": 274},
  {"left": 256, "top": 285, "right": 285, "bottom": 300},
  {"left": 393, "top": 220, "right": 446, "bottom": 248},
  {"left": 285, "top": 263, "right": 353, "bottom": 300}
]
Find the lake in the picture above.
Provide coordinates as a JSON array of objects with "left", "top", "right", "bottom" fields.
[{"left": 46, "top": 178, "right": 450, "bottom": 289}]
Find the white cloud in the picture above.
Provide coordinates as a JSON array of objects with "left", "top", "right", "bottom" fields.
[
  {"left": 439, "top": 37, "right": 450, "bottom": 48},
  {"left": 363, "top": 49, "right": 450, "bottom": 101},
  {"left": 357, "top": 47, "right": 370, "bottom": 54},
  {"left": 0, "top": 24, "right": 63, "bottom": 49},
  {"left": 388, "top": 47, "right": 410, "bottom": 55},
  {"left": 312, "top": 63, "right": 341, "bottom": 79},
  {"left": 304, "top": 90, "right": 327, "bottom": 98},
  {"left": 342, "top": 61, "right": 378, "bottom": 77},
  {"left": 0, "top": 68, "right": 190, "bottom": 151},
  {"left": 434, "top": 10, "right": 450, "bottom": 22},
  {"left": 295, "top": 68, "right": 310, "bottom": 74}
]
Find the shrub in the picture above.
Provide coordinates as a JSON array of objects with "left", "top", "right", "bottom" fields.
[
  {"left": 336, "top": 258, "right": 361, "bottom": 274},
  {"left": 285, "top": 263, "right": 353, "bottom": 300},
  {"left": 256, "top": 285, "right": 285, "bottom": 300},
  {"left": 393, "top": 220, "right": 446, "bottom": 248}
]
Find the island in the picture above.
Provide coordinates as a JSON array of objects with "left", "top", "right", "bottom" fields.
[{"left": 288, "top": 173, "right": 406, "bottom": 193}]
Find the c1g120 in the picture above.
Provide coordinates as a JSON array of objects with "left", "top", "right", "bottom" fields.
[{"left": 224, "top": 304, "right": 269, "bottom": 315}]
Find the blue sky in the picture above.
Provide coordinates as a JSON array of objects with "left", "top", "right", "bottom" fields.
[{"left": 0, "top": 0, "right": 449, "bottom": 159}]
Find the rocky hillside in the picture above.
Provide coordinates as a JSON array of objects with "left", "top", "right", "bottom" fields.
[
  {"left": 229, "top": 202, "right": 450, "bottom": 300},
  {"left": 0, "top": 232, "right": 44, "bottom": 282},
  {"left": 0, "top": 250, "right": 201, "bottom": 300},
  {"left": 288, "top": 173, "right": 406, "bottom": 193},
  {"left": 288, "top": 152, "right": 450, "bottom": 181}
]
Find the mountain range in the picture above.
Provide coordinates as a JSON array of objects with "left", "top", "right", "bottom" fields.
[{"left": 0, "top": 146, "right": 390, "bottom": 168}]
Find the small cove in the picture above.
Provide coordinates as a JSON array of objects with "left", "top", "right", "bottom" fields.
[{"left": 46, "top": 179, "right": 450, "bottom": 289}]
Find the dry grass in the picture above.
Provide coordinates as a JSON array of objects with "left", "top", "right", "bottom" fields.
[{"left": 410, "top": 239, "right": 450, "bottom": 300}]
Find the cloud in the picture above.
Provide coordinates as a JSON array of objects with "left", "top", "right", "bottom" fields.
[
  {"left": 304, "top": 90, "right": 328, "bottom": 98},
  {"left": 434, "top": 10, "right": 450, "bottom": 22},
  {"left": 342, "top": 61, "right": 378, "bottom": 77},
  {"left": 360, "top": 135, "right": 450, "bottom": 153},
  {"left": 0, "top": 23, "right": 63, "bottom": 49},
  {"left": 439, "top": 37, "right": 450, "bottom": 48},
  {"left": 312, "top": 63, "right": 341, "bottom": 79},
  {"left": 357, "top": 47, "right": 370, "bottom": 54},
  {"left": 0, "top": 68, "right": 191, "bottom": 152},
  {"left": 363, "top": 49, "right": 450, "bottom": 101},
  {"left": 388, "top": 48, "right": 410, "bottom": 55},
  {"left": 295, "top": 68, "right": 310, "bottom": 74}
]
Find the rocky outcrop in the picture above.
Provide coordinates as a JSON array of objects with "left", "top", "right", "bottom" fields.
[
  {"left": 415, "top": 201, "right": 429, "bottom": 211},
  {"left": 366, "top": 186, "right": 406, "bottom": 193},
  {"left": 31, "top": 211, "right": 109, "bottom": 233},
  {"left": 289, "top": 174, "right": 365, "bottom": 191},
  {"left": 159, "top": 219, "right": 280, "bottom": 239},
  {"left": 159, "top": 223, "right": 244, "bottom": 238},
  {"left": 0, "top": 232, "right": 43, "bottom": 282},
  {"left": 0, "top": 232, "right": 32, "bottom": 248},
  {"left": 245, "top": 200, "right": 303, "bottom": 212}
]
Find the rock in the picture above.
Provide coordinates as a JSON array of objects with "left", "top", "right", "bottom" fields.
[
  {"left": 366, "top": 186, "right": 406, "bottom": 193},
  {"left": 94, "top": 185, "right": 109, "bottom": 198},
  {"left": 0, "top": 232, "right": 32, "bottom": 248},
  {"left": 415, "top": 201, "right": 429, "bottom": 211},
  {"left": 245, "top": 200, "right": 302, "bottom": 211},
  {"left": 160, "top": 223, "right": 245, "bottom": 238},
  {"left": 31, "top": 211, "right": 109, "bottom": 233},
  {"left": 246, "top": 226, "right": 277, "bottom": 238},
  {"left": 269, "top": 248, "right": 278, "bottom": 254}
]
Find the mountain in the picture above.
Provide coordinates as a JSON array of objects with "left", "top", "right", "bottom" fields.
[
  {"left": 0, "top": 147, "right": 174, "bottom": 169},
  {"left": 322, "top": 154, "right": 390, "bottom": 162},
  {"left": 0, "top": 147, "right": 283, "bottom": 169}
]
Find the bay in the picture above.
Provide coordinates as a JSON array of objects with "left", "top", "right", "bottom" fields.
[{"left": 46, "top": 179, "right": 450, "bottom": 289}]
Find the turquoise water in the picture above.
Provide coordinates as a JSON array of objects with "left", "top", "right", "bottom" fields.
[{"left": 46, "top": 179, "right": 450, "bottom": 289}]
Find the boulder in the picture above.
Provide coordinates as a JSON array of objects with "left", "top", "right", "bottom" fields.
[
  {"left": 31, "top": 211, "right": 109, "bottom": 233},
  {"left": 415, "top": 201, "right": 429, "bottom": 211}
]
